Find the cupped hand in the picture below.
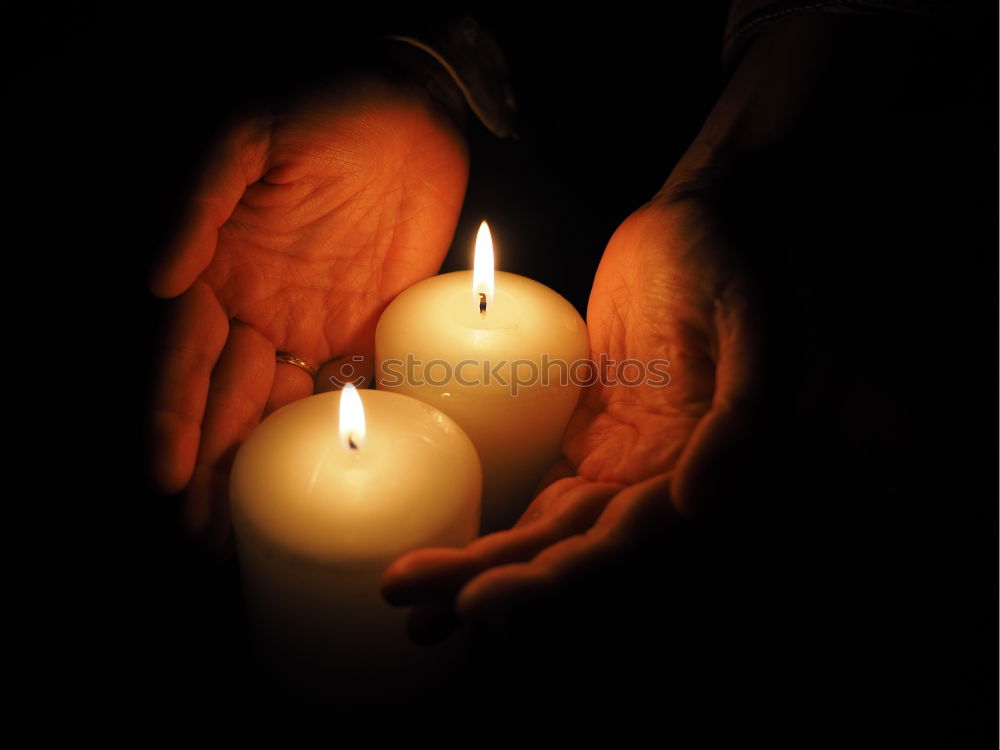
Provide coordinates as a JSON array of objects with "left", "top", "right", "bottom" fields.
[
  {"left": 382, "top": 193, "right": 765, "bottom": 642},
  {"left": 149, "top": 75, "right": 469, "bottom": 545}
]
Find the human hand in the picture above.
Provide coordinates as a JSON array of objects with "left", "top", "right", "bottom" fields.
[
  {"left": 148, "top": 74, "right": 469, "bottom": 546},
  {"left": 382, "top": 192, "right": 766, "bottom": 641},
  {"left": 380, "top": 12, "right": 882, "bottom": 641}
]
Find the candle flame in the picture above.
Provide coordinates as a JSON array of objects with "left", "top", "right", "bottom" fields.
[
  {"left": 339, "top": 383, "right": 366, "bottom": 452},
  {"left": 473, "top": 220, "right": 494, "bottom": 313}
]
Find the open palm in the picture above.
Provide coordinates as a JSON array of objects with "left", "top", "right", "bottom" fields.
[
  {"left": 149, "top": 75, "right": 469, "bottom": 544},
  {"left": 382, "top": 195, "right": 764, "bottom": 641}
]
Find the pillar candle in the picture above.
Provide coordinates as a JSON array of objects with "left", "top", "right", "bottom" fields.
[
  {"left": 230, "top": 385, "right": 481, "bottom": 694},
  {"left": 375, "top": 223, "right": 589, "bottom": 532}
]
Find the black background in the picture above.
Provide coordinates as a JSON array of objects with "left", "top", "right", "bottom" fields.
[{"left": 11, "top": 1, "right": 995, "bottom": 739}]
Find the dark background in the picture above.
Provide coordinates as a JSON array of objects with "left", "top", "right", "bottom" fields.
[{"left": 11, "top": 1, "right": 995, "bottom": 739}]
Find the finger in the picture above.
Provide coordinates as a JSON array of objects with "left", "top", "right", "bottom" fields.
[
  {"left": 672, "top": 281, "right": 765, "bottom": 519},
  {"left": 381, "top": 477, "right": 622, "bottom": 605},
  {"left": 382, "top": 477, "right": 595, "bottom": 602},
  {"left": 184, "top": 321, "right": 275, "bottom": 542},
  {"left": 315, "top": 353, "right": 375, "bottom": 393},
  {"left": 264, "top": 361, "right": 315, "bottom": 417},
  {"left": 529, "top": 456, "right": 577, "bottom": 505},
  {"left": 456, "top": 473, "right": 677, "bottom": 622},
  {"left": 149, "top": 120, "right": 270, "bottom": 299},
  {"left": 382, "top": 547, "right": 476, "bottom": 606},
  {"left": 149, "top": 281, "right": 229, "bottom": 495}
]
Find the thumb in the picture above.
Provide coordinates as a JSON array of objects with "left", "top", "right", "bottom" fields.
[
  {"left": 672, "top": 280, "right": 767, "bottom": 519},
  {"left": 149, "top": 118, "right": 270, "bottom": 299}
]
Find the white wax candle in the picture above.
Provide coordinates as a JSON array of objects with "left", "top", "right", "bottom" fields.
[
  {"left": 230, "top": 386, "right": 480, "bottom": 683},
  {"left": 375, "top": 225, "right": 589, "bottom": 532}
]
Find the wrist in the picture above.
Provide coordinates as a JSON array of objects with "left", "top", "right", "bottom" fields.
[
  {"left": 356, "top": 18, "right": 516, "bottom": 140},
  {"left": 660, "top": 13, "right": 936, "bottom": 201},
  {"left": 661, "top": 16, "right": 846, "bottom": 199},
  {"left": 358, "top": 38, "right": 472, "bottom": 136}
]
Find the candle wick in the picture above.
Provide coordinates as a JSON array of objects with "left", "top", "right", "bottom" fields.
[
  {"left": 348, "top": 434, "right": 359, "bottom": 451},
  {"left": 479, "top": 292, "right": 487, "bottom": 316}
]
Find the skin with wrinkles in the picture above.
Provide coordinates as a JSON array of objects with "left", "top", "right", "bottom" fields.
[
  {"left": 149, "top": 25, "right": 790, "bottom": 636},
  {"left": 149, "top": 76, "right": 469, "bottom": 546},
  {"left": 149, "top": 69, "right": 763, "bottom": 641},
  {"left": 382, "top": 196, "right": 761, "bottom": 641},
  {"left": 147, "top": 12, "right": 979, "bottom": 660}
]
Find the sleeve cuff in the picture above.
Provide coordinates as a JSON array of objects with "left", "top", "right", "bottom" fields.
[
  {"left": 386, "top": 17, "right": 517, "bottom": 139},
  {"left": 723, "top": 0, "right": 992, "bottom": 72}
]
